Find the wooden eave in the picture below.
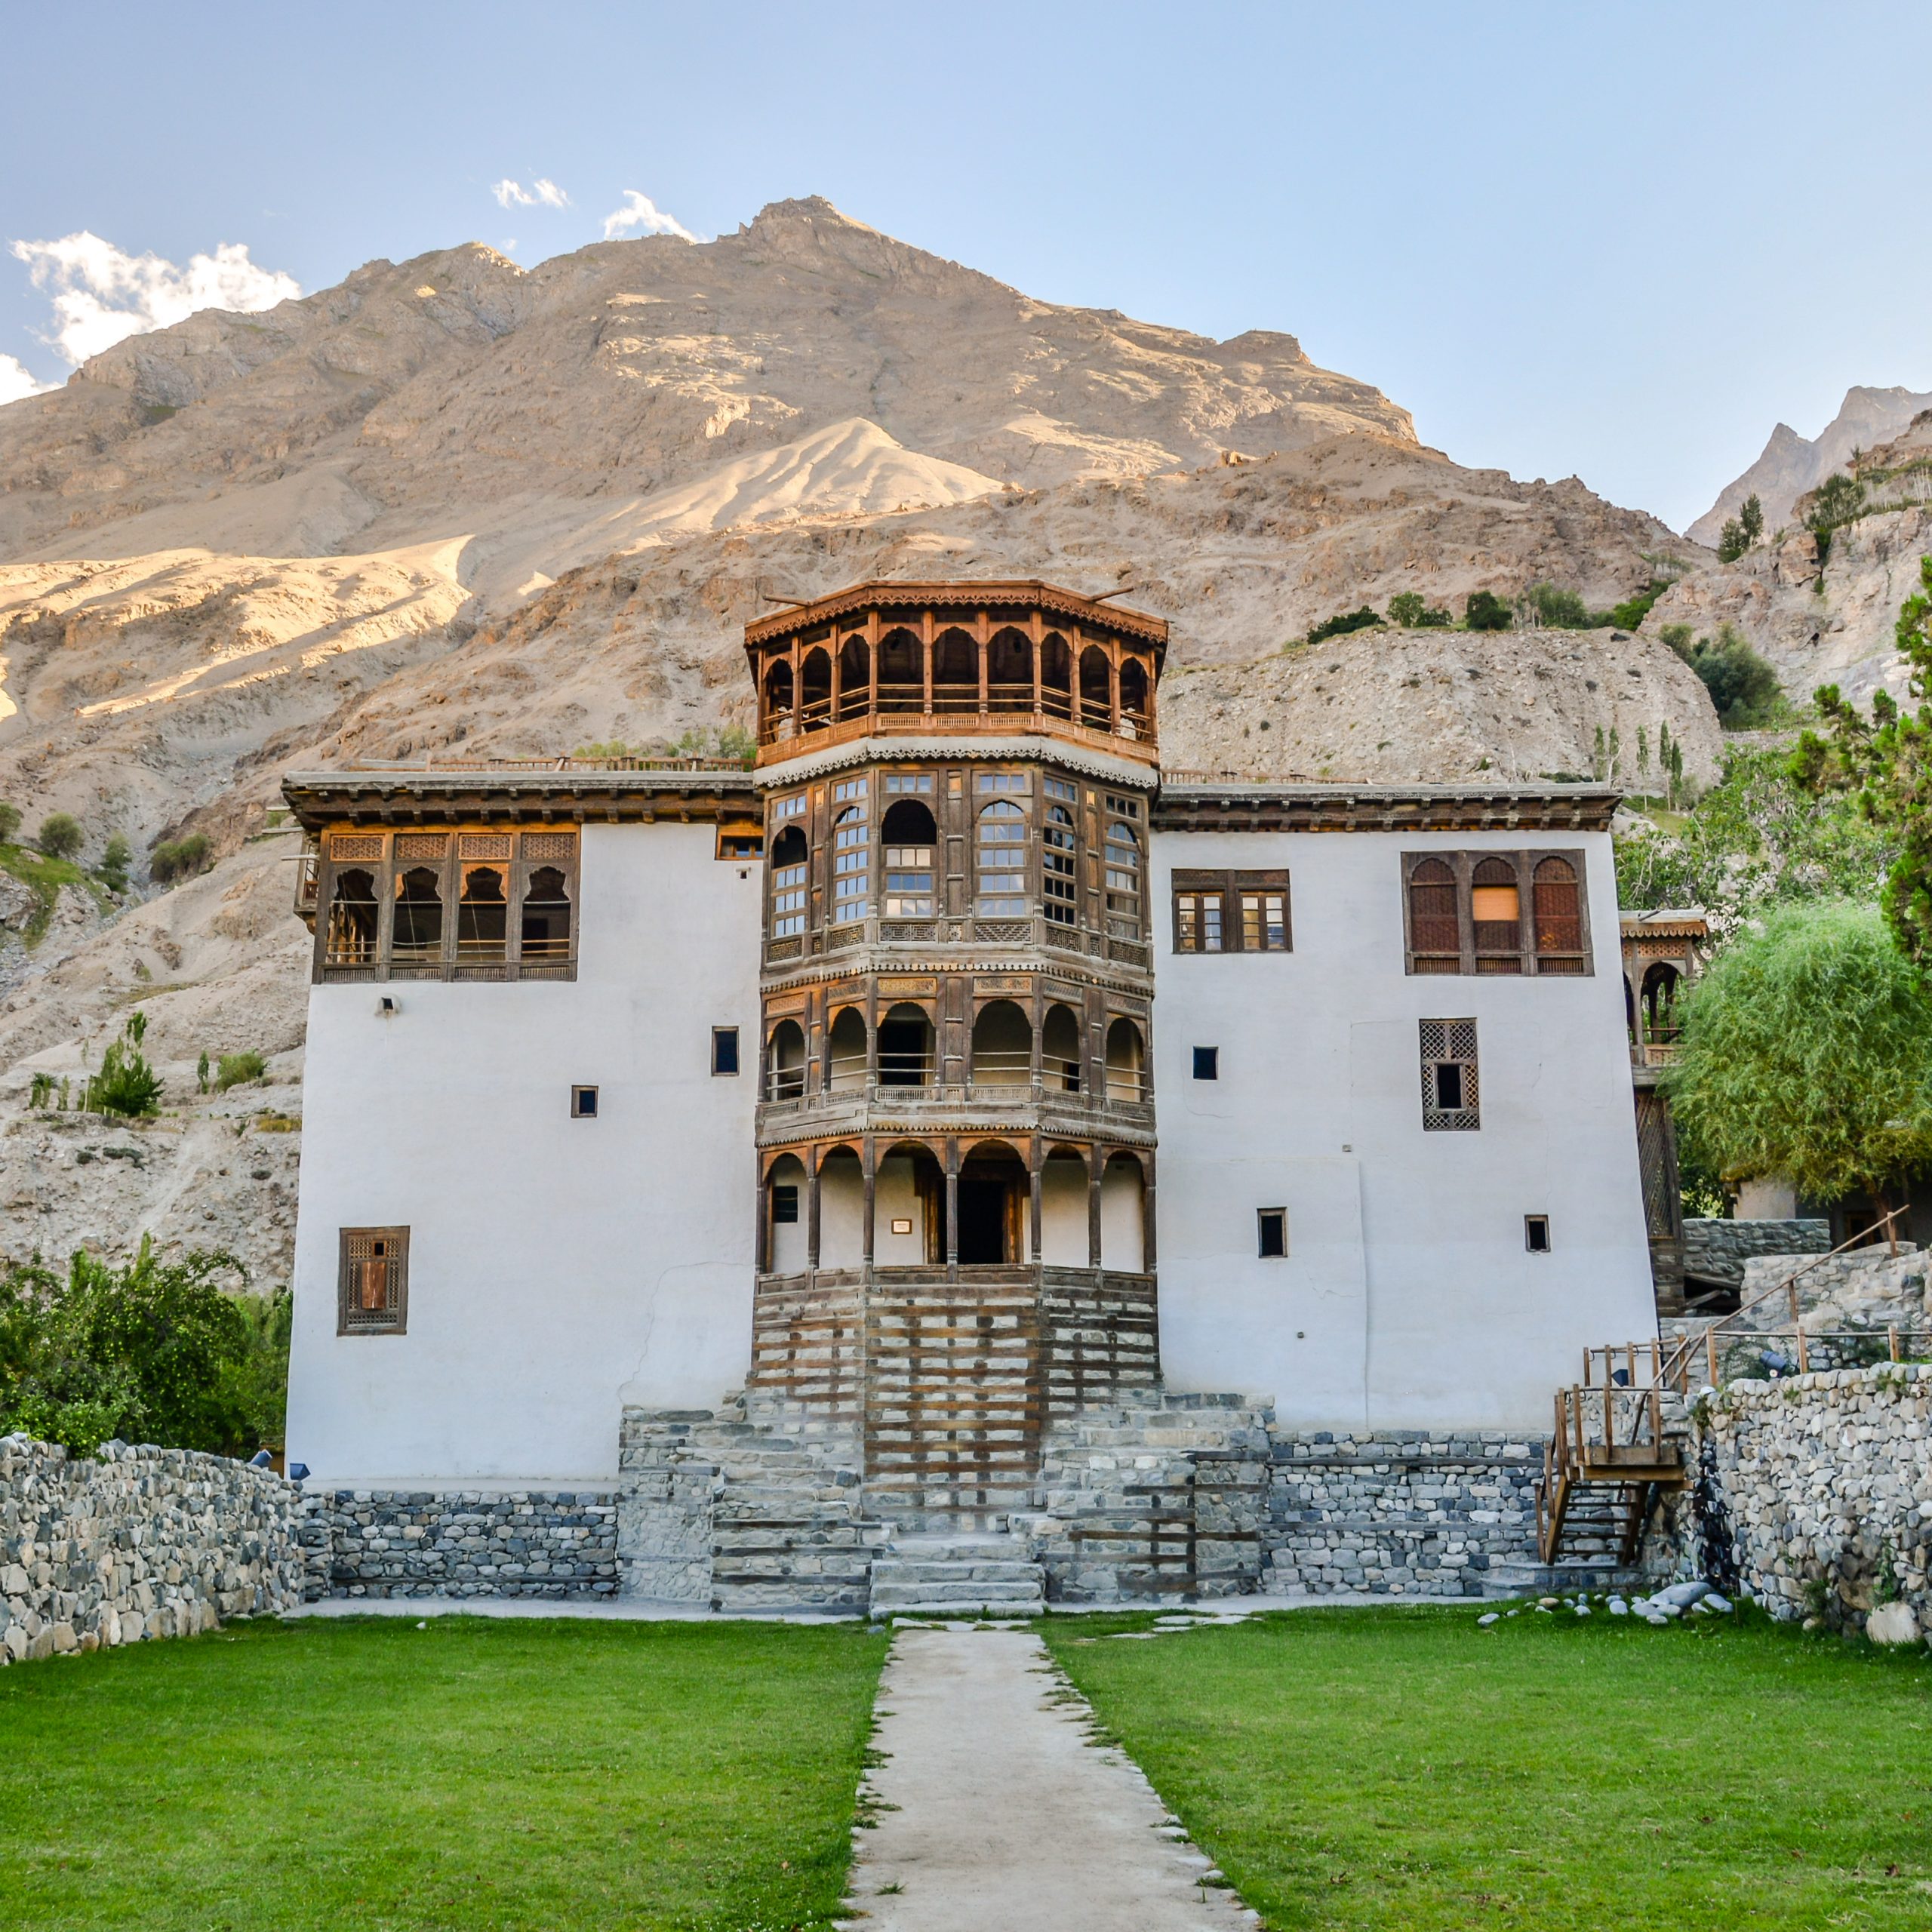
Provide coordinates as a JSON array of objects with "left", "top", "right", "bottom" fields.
[
  {"left": 1150, "top": 782, "right": 1620, "bottom": 835},
  {"left": 743, "top": 579, "right": 1170, "bottom": 654},
  {"left": 280, "top": 767, "right": 760, "bottom": 832}
]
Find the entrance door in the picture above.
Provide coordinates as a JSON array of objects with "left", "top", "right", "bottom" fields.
[{"left": 956, "top": 1177, "right": 1011, "bottom": 1264}]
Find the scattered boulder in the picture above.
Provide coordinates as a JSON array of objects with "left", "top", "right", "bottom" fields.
[{"left": 1866, "top": 1601, "right": 1921, "bottom": 1647}]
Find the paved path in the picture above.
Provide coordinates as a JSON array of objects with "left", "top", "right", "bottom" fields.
[{"left": 844, "top": 1626, "right": 1257, "bottom": 1931}]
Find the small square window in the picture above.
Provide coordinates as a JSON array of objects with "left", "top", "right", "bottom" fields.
[
  {"left": 772, "top": 1184, "right": 799, "bottom": 1225},
  {"left": 1257, "top": 1208, "right": 1287, "bottom": 1258},
  {"left": 1192, "top": 1046, "right": 1219, "bottom": 1081},
  {"left": 571, "top": 1084, "right": 598, "bottom": 1118},
  {"left": 1525, "top": 1214, "right": 1552, "bottom": 1254},
  {"left": 1433, "top": 1063, "right": 1464, "bottom": 1111},
  {"left": 712, "top": 1027, "right": 740, "bottom": 1076}
]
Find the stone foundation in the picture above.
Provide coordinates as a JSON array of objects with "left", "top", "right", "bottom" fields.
[
  {"left": 1682, "top": 1217, "right": 1830, "bottom": 1288},
  {"left": 1260, "top": 1432, "right": 1543, "bottom": 1597},
  {"left": 1, "top": 1434, "right": 304, "bottom": 1663},
  {"left": 302, "top": 1488, "right": 619, "bottom": 1599}
]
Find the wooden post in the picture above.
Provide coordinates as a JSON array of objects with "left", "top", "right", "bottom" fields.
[
  {"left": 921, "top": 609, "right": 934, "bottom": 721},
  {"left": 1088, "top": 1151, "right": 1103, "bottom": 1269},
  {"left": 866, "top": 608, "right": 880, "bottom": 721},
  {"left": 976, "top": 608, "right": 989, "bottom": 718},
  {"left": 944, "top": 1138, "right": 960, "bottom": 1276},
  {"left": 1029, "top": 609, "right": 1044, "bottom": 721},
  {"left": 1706, "top": 1327, "right": 1719, "bottom": 1387},
  {"left": 1890, "top": 1324, "right": 1901, "bottom": 1361},
  {"left": 1029, "top": 1141, "right": 1044, "bottom": 1264},
  {"left": 862, "top": 1137, "right": 876, "bottom": 1263},
  {"left": 807, "top": 1149, "right": 822, "bottom": 1272},
  {"left": 1789, "top": 1279, "right": 1807, "bottom": 1372}
]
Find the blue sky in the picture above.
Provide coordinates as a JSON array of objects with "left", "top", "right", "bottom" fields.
[{"left": 3, "top": 1, "right": 1927, "bottom": 531}]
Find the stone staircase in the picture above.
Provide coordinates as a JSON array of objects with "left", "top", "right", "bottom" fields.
[{"left": 867, "top": 1531, "right": 1047, "bottom": 1620}]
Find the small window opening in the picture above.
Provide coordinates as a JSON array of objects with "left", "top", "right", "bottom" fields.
[
  {"left": 571, "top": 1085, "right": 598, "bottom": 1118},
  {"left": 1192, "top": 1046, "right": 1219, "bottom": 1081},
  {"left": 1433, "top": 1063, "right": 1464, "bottom": 1111},
  {"left": 1257, "top": 1208, "right": 1287, "bottom": 1258},
  {"left": 772, "top": 1185, "right": 800, "bottom": 1225},
  {"left": 1525, "top": 1214, "right": 1552, "bottom": 1254},
  {"left": 712, "top": 1026, "right": 740, "bottom": 1075}
]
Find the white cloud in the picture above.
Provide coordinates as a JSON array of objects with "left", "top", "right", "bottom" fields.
[
  {"left": 8, "top": 232, "right": 301, "bottom": 367},
  {"left": 0, "top": 353, "right": 54, "bottom": 405},
  {"left": 602, "top": 190, "right": 700, "bottom": 243},
  {"left": 492, "top": 177, "right": 570, "bottom": 210}
]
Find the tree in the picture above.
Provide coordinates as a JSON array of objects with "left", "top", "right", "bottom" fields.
[
  {"left": 37, "top": 813, "right": 82, "bottom": 861},
  {"left": 1716, "top": 518, "right": 1749, "bottom": 564},
  {"left": 0, "top": 1236, "right": 259, "bottom": 1456},
  {"left": 196, "top": 1050, "right": 211, "bottom": 1096},
  {"left": 1464, "top": 590, "right": 1512, "bottom": 632},
  {"left": 1686, "top": 623, "right": 1781, "bottom": 727},
  {"left": 149, "top": 831, "right": 212, "bottom": 884},
  {"left": 1663, "top": 901, "right": 1932, "bottom": 1211},
  {"left": 1525, "top": 583, "right": 1592, "bottom": 628},
  {"left": 1388, "top": 592, "right": 1426, "bottom": 627},
  {"left": 0, "top": 802, "right": 19, "bottom": 844},
  {"left": 1792, "top": 555, "right": 1932, "bottom": 961},
  {"left": 1740, "top": 494, "right": 1764, "bottom": 545},
  {"left": 1306, "top": 605, "right": 1383, "bottom": 645},
  {"left": 84, "top": 1011, "right": 162, "bottom": 1118},
  {"left": 99, "top": 832, "right": 131, "bottom": 893}
]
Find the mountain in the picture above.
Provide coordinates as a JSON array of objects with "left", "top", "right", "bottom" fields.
[
  {"left": 1688, "top": 384, "right": 1932, "bottom": 546},
  {"left": 0, "top": 195, "right": 1728, "bottom": 1277}
]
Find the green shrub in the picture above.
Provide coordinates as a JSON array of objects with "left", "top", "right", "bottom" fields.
[
  {"left": 214, "top": 1051, "right": 267, "bottom": 1092},
  {"left": 0, "top": 802, "right": 20, "bottom": 844},
  {"left": 1306, "top": 605, "right": 1383, "bottom": 645},
  {"left": 1716, "top": 518, "right": 1749, "bottom": 564},
  {"left": 1464, "top": 590, "right": 1512, "bottom": 632},
  {"left": 1388, "top": 592, "right": 1452, "bottom": 629},
  {"left": 1525, "top": 583, "right": 1593, "bottom": 628},
  {"left": 150, "top": 831, "right": 212, "bottom": 884},
  {"left": 0, "top": 1235, "right": 263, "bottom": 1456},
  {"left": 1686, "top": 623, "right": 1782, "bottom": 728},
  {"left": 84, "top": 1012, "right": 162, "bottom": 1118},
  {"left": 1610, "top": 579, "right": 1674, "bottom": 629},
  {"left": 98, "top": 832, "right": 131, "bottom": 893},
  {"left": 37, "top": 813, "right": 82, "bottom": 860}
]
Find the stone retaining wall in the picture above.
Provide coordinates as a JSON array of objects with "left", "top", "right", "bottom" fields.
[
  {"left": 302, "top": 1489, "right": 620, "bottom": 1599},
  {"left": 1669, "top": 1363, "right": 1932, "bottom": 1632},
  {"left": 1682, "top": 1217, "right": 1830, "bottom": 1283},
  {"left": 1, "top": 1434, "right": 303, "bottom": 1663},
  {"left": 1260, "top": 1432, "right": 1543, "bottom": 1596}
]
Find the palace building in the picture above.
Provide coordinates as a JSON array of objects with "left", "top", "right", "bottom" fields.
[{"left": 283, "top": 580, "right": 1657, "bottom": 1606}]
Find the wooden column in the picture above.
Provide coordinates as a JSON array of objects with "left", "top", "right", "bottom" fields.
[
  {"left": 1141, "top": 1152, "right": 1157, "bottom": 1272},
  {"left": 1107, "top": 641, "right": 1121, "bottom": 734},
  {"left": 921, "top": 609, "right": 934, "bottom": 719},
  {"left": 1029, "top": 609, "right": 1044, "bottom": 720},
  {"left": 808, "top": 1148, "right": 823, "bottom": 1270},
  {"left": 829, "top": 632, "right": 842, "bottom": 724},
  {"left": 945, "top": 1137, "right": 960, "bottom": 1277},
  {"left": 1069, "top": 624, "right": 1084, "bottom": 728},
  {"left": 1029, "top": 1140, "right": 1044, "bottom": 1265},
  {"left": 1088, "top": 1149, "right": 1103, "bottom": 1269},
  {"left": 866, "top": 608, "right": 880, "bottom": 722},
  {"left": 976, "top": 608, "right": 989, "bottom": 718},
  {"left": 862, "top": 1136, "right": 877, "bottom": 1263}
]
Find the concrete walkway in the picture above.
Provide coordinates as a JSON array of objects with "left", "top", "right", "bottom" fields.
[{"left": 844, "top": 1626, "right": 1257, "bottom": 1931}]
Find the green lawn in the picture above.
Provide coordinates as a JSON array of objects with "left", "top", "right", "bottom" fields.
[
  {"left": 0, "top": 1614, "right": 888, "bottom": 1932},
  {"left": 1045, "top": 1605, "right": 1932, "bottom": 1931}
]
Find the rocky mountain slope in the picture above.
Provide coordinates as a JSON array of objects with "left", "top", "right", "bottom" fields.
[
  {"left": 0, "top": 194, "right": 1789, "bottom": 1278},
  {"left": 1689, "top": 384, "right": 1932, "bottom": 546}
]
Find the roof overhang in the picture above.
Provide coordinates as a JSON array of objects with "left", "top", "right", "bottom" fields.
[
  {"left": 281, "top": 763, "right": 758, "bottom": 830},
  {"left": 1151, "top": 782, "right": 1621, "bottom": 834},
  {"left": 743, "top": 579, "right": 1168, "bottom": 654}
]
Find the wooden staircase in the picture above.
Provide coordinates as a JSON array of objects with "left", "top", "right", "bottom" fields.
[{"left": 1537, "top": 1344, "right": 1687, "bottom": 1566}]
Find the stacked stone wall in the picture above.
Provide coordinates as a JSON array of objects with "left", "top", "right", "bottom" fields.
[
  {"left": 1, "top": 1434, "right": 303, "bottom": 1663},
  {"left": 1260, "top": 1432, "right": 1543, "bottom": 1596},
  {"left": 302, "top": 1489, "right": 619, "bottom": 1599},
  {"left": 1663, "top": 1363, "right": 1932, "bottom": 1630},
  {"left": 617, "top": 1408, "right": 719, "bottom": 1603},
  {"left": 1682, "top": 1217, "right": 1830, "bottom": 1284}
]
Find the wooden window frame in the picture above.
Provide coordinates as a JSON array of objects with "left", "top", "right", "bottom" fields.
[
  {"left": 1525, "top": 1214, "right": 1552, "bottom": 1253},
  {"left": 712, "top": 1026, "right": 740, "bottom": 1076},
  {"left": 314, "top": 829, "right": 578, "bottom": 985},
  {"left": 1401, "top": 850, "right": 1592, "bottom": 977},
  {"left": 1420, "top": 1017, "right": 1481, "bottom": 1131},
  {"left": 1257, "top": 1208, "right": 1287, "bottom": 1258},
  {"left": 571, "top": 1084, "right": 598, "bottom": 1118},
  {"left": 337, "top": 1226, "right": 409, "bottom": 1335},
  {"left": 1171, "top": 869, "right": 1291, "bottom": 954}
]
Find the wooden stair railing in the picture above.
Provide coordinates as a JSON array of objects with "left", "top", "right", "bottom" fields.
[{"left": 1537, "top": 1343, "right": 1687, "bottom": 1565}]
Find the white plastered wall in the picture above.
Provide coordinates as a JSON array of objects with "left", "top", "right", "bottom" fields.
[
  {"left": 1150, "top": 826, "right": 1655, "bottom": 1432},
  {"left": 285, "top": 823, "right": 761, "bottom": 1486}
]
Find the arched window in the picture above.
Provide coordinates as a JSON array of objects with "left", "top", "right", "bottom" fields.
[
  {"left": 765, "top": 1020, "right": 807, "bottom": 1101},
  {"left": 977, "top": 799, "right": 1028, "bottom": 915},
  {"left": 986, "top": 626, "right": 1033, "bottom": 712},
  {"left": 1472, "top": 857, "right": 1523, "bottom": 974},
  {"left": 877, "top": 1002, "right": 934, "bottom": 1087},
  {"left": 970, "top": 1000, "right": 1032, "bottom": 1086},
  {"left": 1118, "top": 656, "right": 1149, "bottom": 739},
  {"left": 878, "top": 627, "right": 923, "bottom": 714},
  {"left": 325, "top": 867, "right": 378, "bottom": 966},
  {"left": 771, "top": 825, "right": 808, "bottom": 937},
  {"left": 1641, "top": 962, "right": 1682, "bottom": 1047},
  {"left": 1534, "top": 857, "right": 1584, "bottom": 974},
  {"left": 1407, "top": 857, "right": 1459, "bottom": 974},
  {"left": 831, "top": 804, "right": 869, "bottom": 923},
  {"left": 521, "top": 866, "right": 572, "bottom": 961},
  {"left": 837, "top": 632, "right": 871, "bottom": 720},
  {"left": 933, "top": 627, "right": 977, "bottom": 713},
  {"left": 827, "top": 1006, "right": 869, "bottom": 1094},
  {"left": 1104, "top": 823, "right": 1140, "bottom": 933},
  {"left": 1040, "top": 632, "right": 1072, "bottom": 720},
  {"left": 1042, "top": 803, "right": 1078, "bottom": 927},
  {"left": 457, "top": 863, "right": 508, "bottom": 962},
  {"left": 881, "top": 798, "right": 937, "bottom": 917},
  {"left": 763, "top": 658, "right": 795, "bottom": 740},
  {"left": 800, "top": 647, "right": 832, "bottom": 731},
  {"left": 392, "top": 866, "right": 443, "bottom": 964},
  {"left": 1078, "top": 645, "right": 1114, "bottom": 728},
  {"left": 1105, "top": 1017, "right": 1146, "bottom": 1103},
  {"left": 1042, "top": 1002, "right": 1082, "bottom": 1092}
]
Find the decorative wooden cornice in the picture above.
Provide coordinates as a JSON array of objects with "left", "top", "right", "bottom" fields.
[
  {"left": 755, "top": 733, "right": 1160, "bottom": 789},
  {"left": 1150, "top": 782, "right": 1621, "bottom": 835},
  {"left": 744, "top": 579, "right": 1168, "bottom": 650},
  {"left": 280, "top": 763, "right": 758, "bottom": 831}
]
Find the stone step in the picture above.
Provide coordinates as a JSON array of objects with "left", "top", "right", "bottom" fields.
[
  {"left": 870, "top": 1576, "right": 1044, "bottom": 1607},
  {"left": 871, "top": 1560, "right": 1041, "bottom": 1586}
]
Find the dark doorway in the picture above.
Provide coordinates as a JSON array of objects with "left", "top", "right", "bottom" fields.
[{"left": 957, "top": 1179, "right": 1009, "bottom": 1263}]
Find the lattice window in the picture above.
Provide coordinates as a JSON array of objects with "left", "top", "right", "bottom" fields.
[
  {"left": 1534, "top": 857, "right": 1585, "bottom": 974},
  {"left": 1404, "top": 851, "right": 1591, "bottom": 976},
  {"left": 977, "top": 798, "right": 1028, "bottom": 916},
  {"left": 1043, "top": 804, "right": 1078, "bottom": 927},
  {"left": 832, "top": 805, "right": 869, "bottom": 920},
  {"left": 1420, "top": 1018, "right": 1481, "bottom": 1131},
  {"left": 1406, "top": 858, "right": 1460, "bottom": 973},
  {"left": 1471, "top": 857, "right": 1524, "bottom": 974},
  {"left": 338, "top": 1226, "right": 408, "bottom": 1334},
  {"left": 522, "top": 830, "right": 577, "bottom": 863},
  {"left": 459, "top": 832, "right": 512, "bottom": 860},
  {"left": 328, "top": 832, "right": 384, "bottom": 863},
  {"left": 395, "top": 832, "right": 449, "bottom": 863}
]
